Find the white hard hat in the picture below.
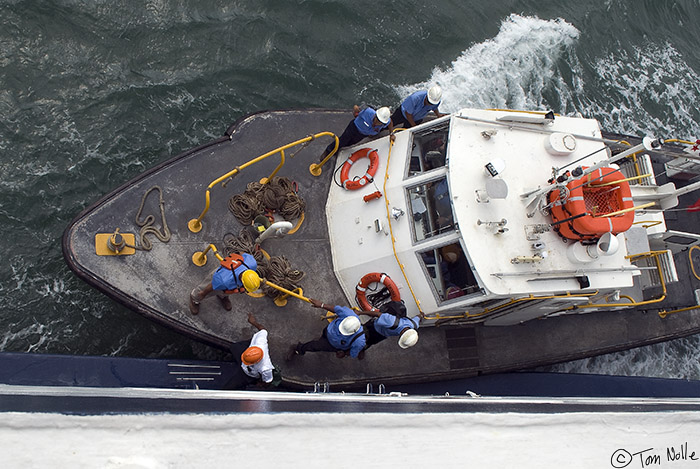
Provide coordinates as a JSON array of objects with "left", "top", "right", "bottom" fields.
[
  {"left": 398, "top": 328, "right": 418, "bottom": 349},
  {"left": 376, "top": 107, "right": 390, "bottom": 124},
  {"left": 427, "top": 85, "right": 442, "bottom": 105},
  {"left": 339, "top": 316, "right": 361, "bottom": 335}
]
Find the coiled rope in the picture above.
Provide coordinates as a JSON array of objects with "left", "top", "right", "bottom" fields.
[
  {"left": 127, "top": 186, "right": 171, "bottom": 251},
  {"left": 228, "top": 177, "right": 305, "bottom": 225},
  {"left": 222, "top": 228, "right": 305, "bottom": 299}
]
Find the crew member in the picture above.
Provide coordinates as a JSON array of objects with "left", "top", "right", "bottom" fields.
[
  {"left": 391, "top": 85, "right": 445, "bottom": 128},
  {"left": 361, "top": 300, "right": 423, "bottom": 350},
  {"left": 224, "top": 312, "right": 278, "bottom": 388},
  {"left": 189, "top": 251, "right": 260, "bottom": 315},
  {"left": 288, "top": 298, "right": 366, "bottom": 359},
  {"left": 319, "top": 105, "right": 395, "bottom": 162}
]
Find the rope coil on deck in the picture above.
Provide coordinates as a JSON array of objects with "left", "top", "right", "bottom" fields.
[
  {"left": 228, "top": 177, "right": 305, "bottom": 225},
  {"left": 121, "top": 185, "right": 171, "bottom": 251},
  {"left": 222, "top": 228, "right": 305, "bottom": 299}
]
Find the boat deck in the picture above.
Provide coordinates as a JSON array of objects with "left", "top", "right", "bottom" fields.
[{"left": 63, "top": 110, "right": 700, "bottom": 390}]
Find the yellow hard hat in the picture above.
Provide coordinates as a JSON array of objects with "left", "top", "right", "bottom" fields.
[
  {"left": 241, "top": 269, "right": 261, "bottom": 292},
  {"left": 241, "top": 346, "right": 263, "bottom": 365}
]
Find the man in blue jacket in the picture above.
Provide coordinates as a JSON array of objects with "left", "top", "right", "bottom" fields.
[
  {"left": 361, "top": 300, "right": 423, "bottom": 350},
  {"left": 189, "top": 252, "right": 260, "bottom": 315},
  {"left": 288, "top": 298, "right": 367, "bottom": 360},
  {"left": 319, "top": 105, "right": 395, "bottom": 162},
  {"left": 391, "top": 85, "right": 446, "bottom": 128}
]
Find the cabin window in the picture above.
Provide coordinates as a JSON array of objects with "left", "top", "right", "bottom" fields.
[
  {"left": 408, "top": 121, "right": 449, "bottom": 176},
  {"left": 418, "top": 242, "right": 481, "bottom": 303},
  {"left": 407, "top": 176, "right": 455, "bottom": 241}
]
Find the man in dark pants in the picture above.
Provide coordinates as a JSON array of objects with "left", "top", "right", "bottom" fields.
[
  {"left": 318, "top": 105, "right": 395, "bottom": 162},
  {"left": 361, "top": 301, "right": 423, "bottom": 350},
  {"left": 287, "top": 298, "right": 367, "bottom": 360},
  {"left": 391, "top": 85, "right": 446, "bottom": 128}
]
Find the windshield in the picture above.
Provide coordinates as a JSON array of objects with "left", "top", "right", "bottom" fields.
[
  {"left": 407, "top": 177, "right": 455, "bottom": 242},
  {"left": 418, "top": 242, "right": 480, "bottom": 302},
  {"left": 407, "top": 122, "right": 449, "bottom": 176}
]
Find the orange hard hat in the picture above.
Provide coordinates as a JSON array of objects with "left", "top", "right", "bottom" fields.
[{"left": 241, "top": 346, "right": 263, "bottom": 365}]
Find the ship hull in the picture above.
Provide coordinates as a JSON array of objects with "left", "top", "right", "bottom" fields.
[{"left": 62, "top": 109, "right": 700, "bottom": 389}]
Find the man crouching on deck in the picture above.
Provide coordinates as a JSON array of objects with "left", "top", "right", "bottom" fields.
[{"left": 189, "top": 251, "right": 260, "bottom": 315}]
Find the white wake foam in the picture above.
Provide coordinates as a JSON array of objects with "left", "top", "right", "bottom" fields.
[
  {"left": 397, "top": 14, "right": 699, "bottom": 142},
  {"left": 584, "top": 41, "right": 700, "bottom": 138},
  {"left": 396, "top": 14, "right": 581, "bottom": 112}
]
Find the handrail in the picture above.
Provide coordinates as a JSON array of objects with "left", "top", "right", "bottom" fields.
[
  {"left": 191, "top": 243, "right": 224, "bottom": 266},
  {"left": 424, "top": 291, "right": 598, "bottom": 322},
  {"left": 188, "top": 131, "right": 338, "bottom": 233},
  {"left": 426, "top": 251, "right": 669, "bottom": 320},
  {"left": 659, "top": 304, "right": 700, "bottom": 318},
  {"left": 309, "top": 134, "right": 340, "bottom": 176},
  {"left": 665, "top": 138, "right": 696, "bottom": 145},
  {"left": 563, "top": 250, "right": 669, "bottom": 311}
]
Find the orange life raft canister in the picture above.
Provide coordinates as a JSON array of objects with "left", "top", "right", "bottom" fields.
[
  {"left": 548, "top": 166, "right": 634, "bottom": 240},
  {"left": 340, "top": 148, "right": 379, "bottom": 190},
  {"left": 355, "top": 272, "right": 401, "bottom": 312}
]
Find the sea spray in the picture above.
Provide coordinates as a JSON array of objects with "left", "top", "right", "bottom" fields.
[{"left": 396, "top": 14, "right": 581, "bottom": 112}]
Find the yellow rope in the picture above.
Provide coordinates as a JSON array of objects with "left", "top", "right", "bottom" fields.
[
  {"left": 383, "top": 139, "right": 423, "bottom": 314},
  {"left": 690, "top": 246, "right": 700, "bottom": 281}
]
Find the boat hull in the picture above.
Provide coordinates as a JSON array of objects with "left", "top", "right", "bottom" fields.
[{"left": 63, "top": 109, "right": 700, "bottom": 389}]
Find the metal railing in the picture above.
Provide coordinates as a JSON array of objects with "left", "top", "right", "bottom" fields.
[{"left": 188, "top": 131, "right": 338, "bottom": 233}]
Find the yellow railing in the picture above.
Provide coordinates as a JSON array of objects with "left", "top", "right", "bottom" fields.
[
  {"left": 192, "top": 243, "right": 224, "bottom": 266},
  {"left": 188, "top": 131, "right": 338, "bottom": 233},
  {"left": 310, "top": 135, "right": 341, "bottom": 176},
  {"left": 659, "top": 304, "right": 700, "bottom": 318},
  {"left": 595, "top": 202, "right": 656, "bottom": 218},
  {"left": 562, "top": 250, "right": 669, "bottom": 311},
  {"left": 589, "top": 173, "right": 651, "bottom": 187},
  {"left": 423, "top": 251, "right": 669, "bottom": 321},
  {"left": 665, "top": 138, "right": 696, "bottom": 145}
]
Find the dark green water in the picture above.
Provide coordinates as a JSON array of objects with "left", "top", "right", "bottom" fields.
[{"left": 2, "top": 1, "right": 700, "bottom": 375}]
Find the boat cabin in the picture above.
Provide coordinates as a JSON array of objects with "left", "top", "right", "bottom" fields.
[{"left": 327, "top": 109, "right": 669, "bottom": 326}]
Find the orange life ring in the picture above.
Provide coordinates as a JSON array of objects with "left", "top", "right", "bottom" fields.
[
  {"left": 355, "top": 272, "right": 401, "bottom": 311},
  {"left": 549, "top": 166, "right": 634, "bottom": 240},
  {"left": 340, "top": 148, "right": 379, "bottom": 190}
]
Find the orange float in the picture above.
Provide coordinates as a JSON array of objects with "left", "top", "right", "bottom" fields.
[
  {"left": 549, "top": 166, "right": 634, "bottom": 240},
  {"left": 355, "top": 272, "right": 401, "bottom": 312},
  {"left": 340, "top": 148, "right": 379, "bottom": 190}
]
